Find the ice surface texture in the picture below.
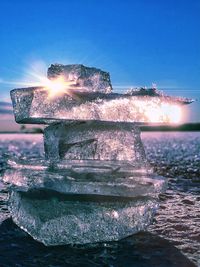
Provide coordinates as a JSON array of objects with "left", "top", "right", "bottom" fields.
[
  {"left": 48, "top": 64, "right": 113, "bottom": 93},
  {"left": 9, "top": 190, "right": 157, "bottom": 245},
  {"left": 4, "top": 160, "right": 166, "bottom": 198},
  {"left": 44, "top": 122, "right": 147, "bottom": 162},
  {"left": 10, "top": 64, "right": 192, "bottom": 124},
  {"left": 10, "top": 87, "right": 178, "bottom": 124},
  {"left": 4, "top": 159, "right": 166, "bottom": 245}
]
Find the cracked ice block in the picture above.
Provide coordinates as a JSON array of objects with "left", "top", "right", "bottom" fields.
[
  {"left": 4, "top": 155, "right": 166, "bottom": 246},
  {"left": 5, "top": 159, "right": 166, "bottom": 245},
  {"left": 10, "top": 87, "right": 144, "bottom": 124},
  {"left": 47, "top": 64, "right": 113, "bottom": 93},
  {"left": 44, "top": 122, "right": 147, "bottom": 162},
  {"left": 10, "top": 87, "right": 184, "bottom": 124},
  {"left": 9, "top": 190, "right": 158, "bottom": 245}
]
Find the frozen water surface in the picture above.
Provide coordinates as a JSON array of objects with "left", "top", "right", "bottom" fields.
[{"left": 0, "top": 132, "right": 199, "bottom": 266}]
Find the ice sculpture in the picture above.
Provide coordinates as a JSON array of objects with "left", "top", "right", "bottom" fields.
[{"left": 5, "top": 63, "right": 193, "bottom": 245}]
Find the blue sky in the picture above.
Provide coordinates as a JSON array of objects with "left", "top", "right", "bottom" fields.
[{"left": 0, "top": 0, "right": 199, "bottom": 123}]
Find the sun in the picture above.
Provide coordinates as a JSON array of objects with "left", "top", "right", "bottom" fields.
[{"left": 44, "top": 77, "right": 78, "bottom": 98}]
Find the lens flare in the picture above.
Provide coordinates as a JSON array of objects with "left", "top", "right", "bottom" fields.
[{"left": 44, "top": 77, "right": 78, "bottom": 98}]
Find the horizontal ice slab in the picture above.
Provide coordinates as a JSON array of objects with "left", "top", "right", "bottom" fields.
[
  {"left": 44, "top": 122, "right": 147, "bottom": 162},
  {"left": 4, "top": 159, "right": 166, "bottom": 198},
  {"left": 10, "top": 87, "right": 183, "bottom": 124},
  {"left": 7, "top": 158, "right": 149, "bottom": 171},
  {"left": 48, "top": 64, "right": 112, "bottom": 93},
  {"left": 9, "top": 190, "right": 157, "bottom": 245}
]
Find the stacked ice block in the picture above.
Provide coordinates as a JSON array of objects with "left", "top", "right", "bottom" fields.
[{"left": 3, "top": 64, "right": 167, "bottom": 245}]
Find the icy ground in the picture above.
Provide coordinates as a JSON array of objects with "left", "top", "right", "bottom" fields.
[{"left": 0, "top": 132, "right": 199, "bottom": 267}]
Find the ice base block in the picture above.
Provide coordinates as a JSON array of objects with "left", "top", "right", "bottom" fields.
[{"left": 4, "top": 159, "right": 166, "bottom": 245}]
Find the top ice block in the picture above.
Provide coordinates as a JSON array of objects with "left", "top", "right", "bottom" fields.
[{"left": 48, "top": 64, "right": 113, "bottom": 93}]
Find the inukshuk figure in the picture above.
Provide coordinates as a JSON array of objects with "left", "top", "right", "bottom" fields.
[{"left": 3, "top": 64, "right": 192, "bottom": 245}]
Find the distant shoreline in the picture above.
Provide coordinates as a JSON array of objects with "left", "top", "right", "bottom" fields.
[
  {"left": 0, "top": 132, "right": 43, "bottom": 134},
  {"left": 0, "top": 123, "right": 200, "bottom": 133},
  {"left": 140, "top": 123, "right": 200, "bottom": 131}
]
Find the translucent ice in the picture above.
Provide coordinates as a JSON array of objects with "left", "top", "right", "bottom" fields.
[
  {"left": 6, "top": 63, "right": 170, "bottom": 246},
  {"left": 44, "top": 122, "right": 147, "bottom": 162},
  {"left": 9, "top": 190, "right": 158, "bottom": 245},
  {"left": 3, "top": 159, "right": 166, "bottom": 198},
  {"left": 4, "top": 157, "right": 166, "bottom": 245},
  {"left": 10, "top": 87, "right": 183, "bottom": 124},
  {"left": 47, "top": 64, "right": 113, "bottom": 93}
]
